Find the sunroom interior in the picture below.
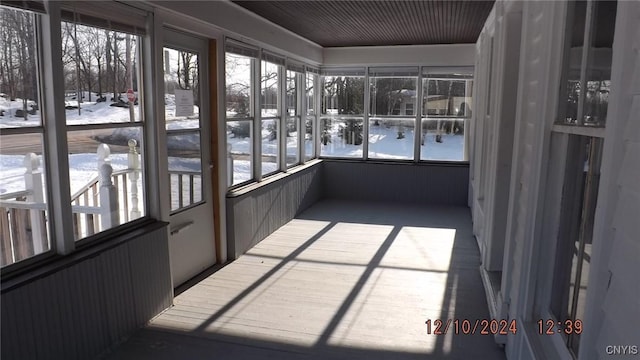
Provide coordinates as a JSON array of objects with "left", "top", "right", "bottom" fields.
[{"left": 2, "top": 0, "right": 637, "bottom": 359}]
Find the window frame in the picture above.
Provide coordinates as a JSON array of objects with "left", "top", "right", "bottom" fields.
[
  {"left": 258, "top": 58, "right": 282, "bottom": 178},
  {"left": 0, "top": 1, "right": 155, "bottom": 274},
  {"left": 554, "top": 0, "right": 613, "bottom": 135},
  {"left": 319, "top": 70, "right": 366, "bottom": 159},
  {"left": 304, "top": 69, "right": 319, "bottom": 162},
  {"left": 367, "top": 68, "right": 419, "bottom": 161},
  {"left": 420, "top": 70, "right": 474, "bottom": 163},
  {"left": 533, "top": 1, "right": 616, "bottom": 358},
  {"left": 61, "top": 13, "right": 149, "bottom": 242},
  {"left": 0, "top": 7, "right": 52, "bottom": 267},
  {"left": 284, "top": 68, "right": 303, "bottom": 168},
  {"left": 224, "top": 39, "right": 321, "bottom": 191},
  {"left": 224, "top": 43, "right": 258, "bottom": 188}
]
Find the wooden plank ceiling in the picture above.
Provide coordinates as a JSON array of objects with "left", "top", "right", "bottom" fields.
[{"left": 232, "top": 0, "right": 495, "bottom": 47}]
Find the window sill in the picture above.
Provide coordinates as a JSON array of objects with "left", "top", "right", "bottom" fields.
[
  {"left": 227, "top": 159, "right": 322, "bottom": 198},
  {"left": 1, "top": 219, "right": 169, "bottom": 293},
  {"left": 320, "top": 157, "right": 469, "bottom": 167},
  {"left": 552, "top": 124, "right": 606, "bottom": 138}
]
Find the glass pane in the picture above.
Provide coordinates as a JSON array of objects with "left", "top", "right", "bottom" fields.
[
  {"left": 569, "top": 137, "right": 601, "bottom": 354},
  {"left": 286, "top": 117, "right": 299, "bottom": 166},
  {"left": 0, "top": 8, "right": 41, "bottom": 128},
  {"left": 227, "top": 120, "right": 252, "bottom": 186},
  {"left": 550, "top": 136, "right": 602, "bottom": 356},
  {"left": 582, "top": 1, "right": 616, "bottom": 127},
  {"left": 261, "top": 119, "right": 279, "bottom": 175},
  {"left": 420, "top": 118, "right": 465, "bottom": 161},
  {"left": 306, "top": 73, "right": 316, "bottom": 116},
  {"left": 164, "top": 48, "right": 200, "bottom": 130},
  {"left": 261, "top": 61, "right": 279, "bottom": 118},
  {"left": 225, "top": 53, "right": 252, "bottom": 118},
  {"left": 321, "top": 76, "right": 364, "bottom": 115},
  {"left": 61, "top": 22, "right": 143, "bottom": 125},
  {"left": 368, "top": 117, "right": 415, "bottom": 160},
  {"left": 67, "top": 127, "right": 146, "bottom": 240},
  {"left": 0, "top": 133, "right": 50, "bottom": 266},
  {"left": 564, "top": 1, "right": 587, "bottom": 125},
  {"left": 164, "top": 47, "right": 203, "bottom": 213},
  {"left": 167, "top": 131, "right": 202, "bottom": 212},
  {"left": 320, "top": 116, "right": 363, "bottom": 158},
  {"left": 304, "top": 116, "right": 315, "bottom": 161},
  {"left": 369, "top": 77, "right": 417, "bottom": 116},
  {"left": 423, "top": 78, "right": 473, "bottom": 117},
  {"left": 286, "top": 70, "right": 298, "bottom": 117}
]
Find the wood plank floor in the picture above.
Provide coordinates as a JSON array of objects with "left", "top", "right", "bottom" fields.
[{"left": 102, "top": 200, "right": 506, "bottom": 360}]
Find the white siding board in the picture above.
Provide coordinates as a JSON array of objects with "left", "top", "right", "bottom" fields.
[
  {"left": 584, "top": 1, "right": 640, "bottom": 359},
  {"left": 608, "top": 231, "right": 640, "bottom": 298},
  {"left": 613, "top": 188, "right": 640, "bottom": 237},
  {"left": 618, "top": 141, "right": 640, "bottom": 187},
  {"left": 626, "top": 96, "right": 640, "bottom": 141},
  {"left": 1, "top": 225, "right": 172, "bottom": 360}
]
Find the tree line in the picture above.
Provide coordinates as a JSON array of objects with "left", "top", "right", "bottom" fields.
[{"left": 0, "top": 8, "right": 37, "bottom": 116}]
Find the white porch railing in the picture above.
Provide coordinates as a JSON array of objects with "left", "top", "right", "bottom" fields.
[
  {"left": 0, "top": 140, "right": 142, "bottom": 266},
  {"left": 1, "top": 139, "right": 205, "bottom": 266}
]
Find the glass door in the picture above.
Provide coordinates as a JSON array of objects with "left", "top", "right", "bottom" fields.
[{"left": 163, "top": 29, "right": 216, "bottom": 287}]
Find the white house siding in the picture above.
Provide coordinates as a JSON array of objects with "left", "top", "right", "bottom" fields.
[{"left": 581, "top": 2, "right": 640, "bottom": 359}]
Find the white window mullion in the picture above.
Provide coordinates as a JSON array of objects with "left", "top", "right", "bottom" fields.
[
  {"left": 302, "top": 73, "right": 308, "bottom": 162},
  {"left": 279, "top": 65, "right": 286, "bottom": 171},
  {"left": 40, "top": 3, "right": 75, "bottom": 254},
  {"left": 315, "top": 75, "right": 322, "bottom": 158},
  {"left": 144, "top": 12, "right": 166, "bottom": 219},
  {"left": 363, "top": 67, "right": 370, "bottom": 160},
  {"left": 415, "top": 70, "right": 425, "bottom": 162},
  {"left": 253, "top": 57, "right": 262, "bottom": 180},
  {"left": 575, "top": 0, "right": 595, "bottom": 126},
  {"left": 297, "top": 73, "right": 303, "bottom": 165}
]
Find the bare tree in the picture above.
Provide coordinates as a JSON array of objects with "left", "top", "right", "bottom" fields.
[{"left": 0, "top": 8, "right": 37, "bottom": 119}]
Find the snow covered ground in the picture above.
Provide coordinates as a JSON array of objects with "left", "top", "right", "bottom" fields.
[{"left": 316, "top": 119, "right": 463, "bottom": 160}]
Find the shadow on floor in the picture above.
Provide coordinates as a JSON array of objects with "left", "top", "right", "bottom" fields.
[{"left": 102, "top": 200, "right": 505, "bottom": 360}]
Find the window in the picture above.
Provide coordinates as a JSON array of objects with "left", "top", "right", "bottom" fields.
[
  {"left": 260, "top": 59, "right": 281, "bottom": 175},
  {"left": 0, "top": 7, "right": 50, "bottom": 266},
  {"left": 285, "top": 67, "right": 302, "bottom": 167},
  {"left": 557, "top": 0, "right": 616, "bottom": 127},
  {"left": 421, "top": 71, "right": 473, "bottom": 161},
  {"left": 550, "top": 135, "right": 602, "bottom": 356},
  {"left": 305, "top": 71, "right": 318, "bottom": 161},
  {"left": 62, "top": 16, "right": 146, "bottom": 240},
  {"left": 320, "top": 70, "right": 365, "bottom": 158},
  {"left": 163, "top": 47, "right": 203, "bottom": 212},
  {"left": 368, "top": 67, "right": 418, "bottom": 160},
  {"left": 225, "top": 44, "right": 256, "bottom": 186},
  {"left": 1, "top": 2, "right": 150, "bottom": 268},
  {"left": 543, "top": 1, "right": 617, "bottom": 357},
  {"left": 225, "top": 42, "right": 318, "bottom": 187}
]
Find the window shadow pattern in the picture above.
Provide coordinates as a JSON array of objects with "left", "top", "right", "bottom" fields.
[{"left": 105, "top": 200, "right": 505, "bottom": 360}]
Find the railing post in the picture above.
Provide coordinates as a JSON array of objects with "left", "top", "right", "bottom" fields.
[
  {"left": 128, "top": 139, "right": 141, "bottom": 219},
  {"left": 97, "top": 143, "right": 111, "bottom": 168},
  {"left": 24, "top": 153, "right": 45, "bottom": 253},
  {"left": 99, "top": 163, "right": 119, "bottom": 229},
  {"left": 227, "top": 143, "right": 233, "bottom": 187}
]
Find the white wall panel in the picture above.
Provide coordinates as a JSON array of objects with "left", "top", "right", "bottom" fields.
[
  {"left": 323, "top": 44, "right": 475, "bottom": 66},
  {"left": 0, "top": 224, "right": 172, "bottom": 360},
  {"left": 582, "top": 2, "right": 640, "bottom": 358},
  {"left": 149, "top": 1, "right": 323, "bottom": 65}
]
